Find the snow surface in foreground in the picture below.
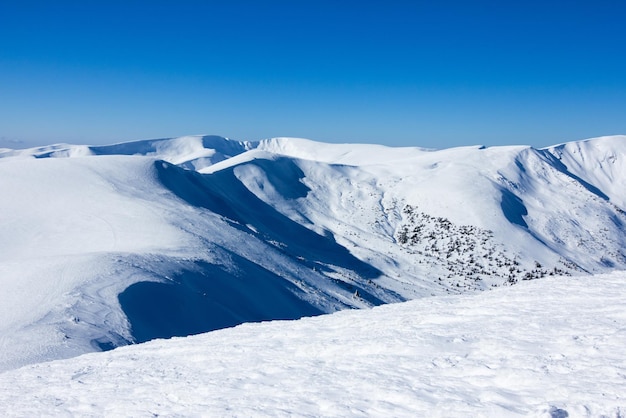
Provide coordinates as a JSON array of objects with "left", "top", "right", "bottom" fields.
[{"left": 1, "top": 272, "right": 624, "bottom": 417}]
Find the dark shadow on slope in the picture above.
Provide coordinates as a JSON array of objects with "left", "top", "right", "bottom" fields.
[
  {"left": 115, "top": 158, "right": 385, "bottom": 344},
  {"left": 155, "top": 158, "right": 382, "bottom": 280},
  {"left": 500, "top": 189, "right": 528, "bottom": 228},
  {"left": 119, "top": 257, "right": 324, "bottom": 343}
]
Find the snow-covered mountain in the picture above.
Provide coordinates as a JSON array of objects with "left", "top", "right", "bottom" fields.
[{"left": 0, "top": 134, "right": 625, "bottom": 372}]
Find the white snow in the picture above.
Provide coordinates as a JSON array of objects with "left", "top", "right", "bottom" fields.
[
  {"left": 545, "top": 135, "right": 626, "bottom": 209},
  {"left": 0, "top": 133, "right": 624, "bottom": 387},
  {"left": 0, "top": 155, "right": 195, "bottom": 370},
  {"left": 0, "top": 271, "right": 624, "bottom": 417},
  {"left": 0, "top": 156, "right": 187, "bottom": 260}
]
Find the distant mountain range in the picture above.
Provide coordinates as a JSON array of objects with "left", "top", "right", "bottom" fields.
[{"left": 1, "top": 135, "right": 624, "bottom": 371}]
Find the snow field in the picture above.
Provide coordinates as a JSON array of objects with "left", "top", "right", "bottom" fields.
[{"left": 0, "top": 272, "right": 624, "bottom": 417}]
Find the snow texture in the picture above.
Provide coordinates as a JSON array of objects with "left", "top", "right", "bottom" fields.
[
  {"left": 0, "top": 134, "right": 625, "bottom": 374},
  {"left": 0, "top": 272, "right": 624, "bottom": 417}
]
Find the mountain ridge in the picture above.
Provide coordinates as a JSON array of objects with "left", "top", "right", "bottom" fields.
[{"left": 0, "top": 134, "right": 624, "bottom": 371}]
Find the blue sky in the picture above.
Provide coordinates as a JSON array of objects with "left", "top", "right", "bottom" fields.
[{"left": 1, "top": 1, "right": 625, "bottom": 149}]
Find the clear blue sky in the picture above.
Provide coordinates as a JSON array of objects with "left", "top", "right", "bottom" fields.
[{"left": 1, "top": 1, "right": 625, "bottom": 149}]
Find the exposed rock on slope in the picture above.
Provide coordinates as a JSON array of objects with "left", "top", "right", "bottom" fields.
[{"left": 0, "top": 134, "right": 624, "bottom": 370}]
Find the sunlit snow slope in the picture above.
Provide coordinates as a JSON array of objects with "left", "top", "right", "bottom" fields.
[
  {"left": 0, "top": 134, "right": 624, "bottom": 371},
  {"left": 0, "top": 272, "right": 624, "bottom": 417}
]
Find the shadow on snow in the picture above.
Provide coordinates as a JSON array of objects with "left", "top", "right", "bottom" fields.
[
  {"left": 118, "top": 158, "right": 382, "bottom": 344},
  {"left": 119, "top": 257, "right": 323, "bottom": 344},
  {"left": 155, "top": 158, "right": 381, "bottom": 279}
]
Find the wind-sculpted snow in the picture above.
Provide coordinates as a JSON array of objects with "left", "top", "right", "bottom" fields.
[
  {"left": 0, "top": 134, "right": 625, "bottom": 372},
  {"left": 89, "top": 135, "right": 254, "bottom": 171},
  {"left": 0, "top": 272, "right": 624, "bottom": 417},
  {"left": 0, "top": 135, "right": 254, "bottom": 171},
  {"left": 545, "top": 135, "right": 626, "bottom": 209},
  {"left": 155, "top": 159, "right": 382, "bottom": 281},
  {"left": 496, "top": 146, "right": 626, "bottom": 272}
]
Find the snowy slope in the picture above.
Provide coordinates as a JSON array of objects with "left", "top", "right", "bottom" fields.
[
  {"left": 0, "top": 156, "right": 190, "bottom": 369},
  {"left": 228, "top": 136, "right": 626, "bottom": 279},
  {"left": 0, "top": 271, "right": 624, "bottom": 417},
  {"left": 0, "top": 134, "right": 625, "bottom": 372},
  {"left": 0, "top": 152, "right": 363, "bottom": 371},
  {"left": 545, "top": 135, "right": 626, "bottom": 209}
]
